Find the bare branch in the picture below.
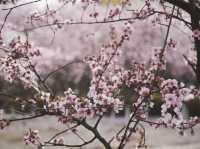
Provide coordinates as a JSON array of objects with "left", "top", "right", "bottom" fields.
[
  {"left": 183, "top": 54, "right": 196, "bottom": 73},
  {"left": 73, "top": 118, "right": 112, "bottom": 149},
  {"left": 1, "top": 0, "right": 42, "bottom": 11},
  {"left": 160, "top": 5, "right": 176, "bottom": 58},
  {"left": 45, "top": 123, "right": 81, "bottom": 143},
  {"left": 23, "top": 9, "right": 192, "bottom": 32},
  {"left": 94, "top": 115, "right": 103, "bottom": 129}
]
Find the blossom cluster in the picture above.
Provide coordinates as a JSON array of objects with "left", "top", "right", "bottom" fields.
[
  {"left": 0, "top": 36, "right": 40, "bottom": 89},
  {"left": 33, "top": 21, "right": 198, "bottom": 130},
  {"left": 24, "top": 129, "right": 41, "bottom": 148},
  {"left": 0, "top": 0, "right": 200, "bottom": 148},
  {"left": 52, "top": 137, "right": 65, "bottom": 145},
  {"left": 0, "top": 119, "right": 10, "bottom": 129},
  {"left": 193, "top": 29, "right": 200, "bottom": 40},
  {"left": 159, "top": 79, "right": 197, "bottom": 128},
  {"left": 42, "top": 25, "right": 132, "bottom": 122}
]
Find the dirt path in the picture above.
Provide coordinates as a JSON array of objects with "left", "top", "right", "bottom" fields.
[{"left": 0, "top": 115, "right": 200, "bottom": 149}]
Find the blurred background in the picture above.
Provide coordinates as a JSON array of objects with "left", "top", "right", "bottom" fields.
[{"left": 0, "top": 0, "right": 200, "bottom": 149}]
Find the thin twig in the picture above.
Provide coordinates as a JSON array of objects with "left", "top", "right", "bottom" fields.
[
  {"left": 160, "top": 5, "right": 176, "bottom": 58},
  {"left": 46, "top": 123, "right": 81, "bottom": 143},
  {"left": 24, "top": 9, "right": 192, "bottom": 32},
  {"left": 43, "top": 59, "right": 84, "bottom": 83},
  {"left": 117, "top": 100, "right": 144, "bottom": 149}
]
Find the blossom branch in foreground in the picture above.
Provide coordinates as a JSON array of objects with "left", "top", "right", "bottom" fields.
[{"left": 1, "top": 0, "right": 200, "bottom": 149}]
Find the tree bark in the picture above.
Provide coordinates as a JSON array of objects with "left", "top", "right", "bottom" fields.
[
  {"left": 166, "top": 0, "right": 199, "bottom": 15},
  {"left": 191, "top": 11, "right": 200, "bottom": 84},
  {"left": 164, "top": 0, "right": 200, "bottom": 84}
]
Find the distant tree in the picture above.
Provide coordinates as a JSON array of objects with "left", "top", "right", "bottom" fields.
[{"left": 0, "top": 0, "right": 200, "bottom": 149}]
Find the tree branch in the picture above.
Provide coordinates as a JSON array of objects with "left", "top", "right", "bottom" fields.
[
  {"left": 1, "top": 0, "right": 41, "bottom": 11},
  {"left": 73, "top": 118, "right": 112, "bottom": 149}
]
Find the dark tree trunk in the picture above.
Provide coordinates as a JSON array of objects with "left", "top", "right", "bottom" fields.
[
  {"left": 191, "top": 13, "right": 200, "bottom": 85},
  {"left": 166, "top": 0, "right": 200, "bottom": 85}
]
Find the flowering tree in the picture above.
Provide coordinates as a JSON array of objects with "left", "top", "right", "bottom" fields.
[{"left": 0, "top": 0, "right": 200, "bottom": 149}]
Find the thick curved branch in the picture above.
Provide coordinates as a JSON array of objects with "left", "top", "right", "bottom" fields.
[
  {"left": 73, "top": 118, "right": 112, "bottom": 149},
  {"left": 164, "top": 0, "right": 200, "bottom": 18}
]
